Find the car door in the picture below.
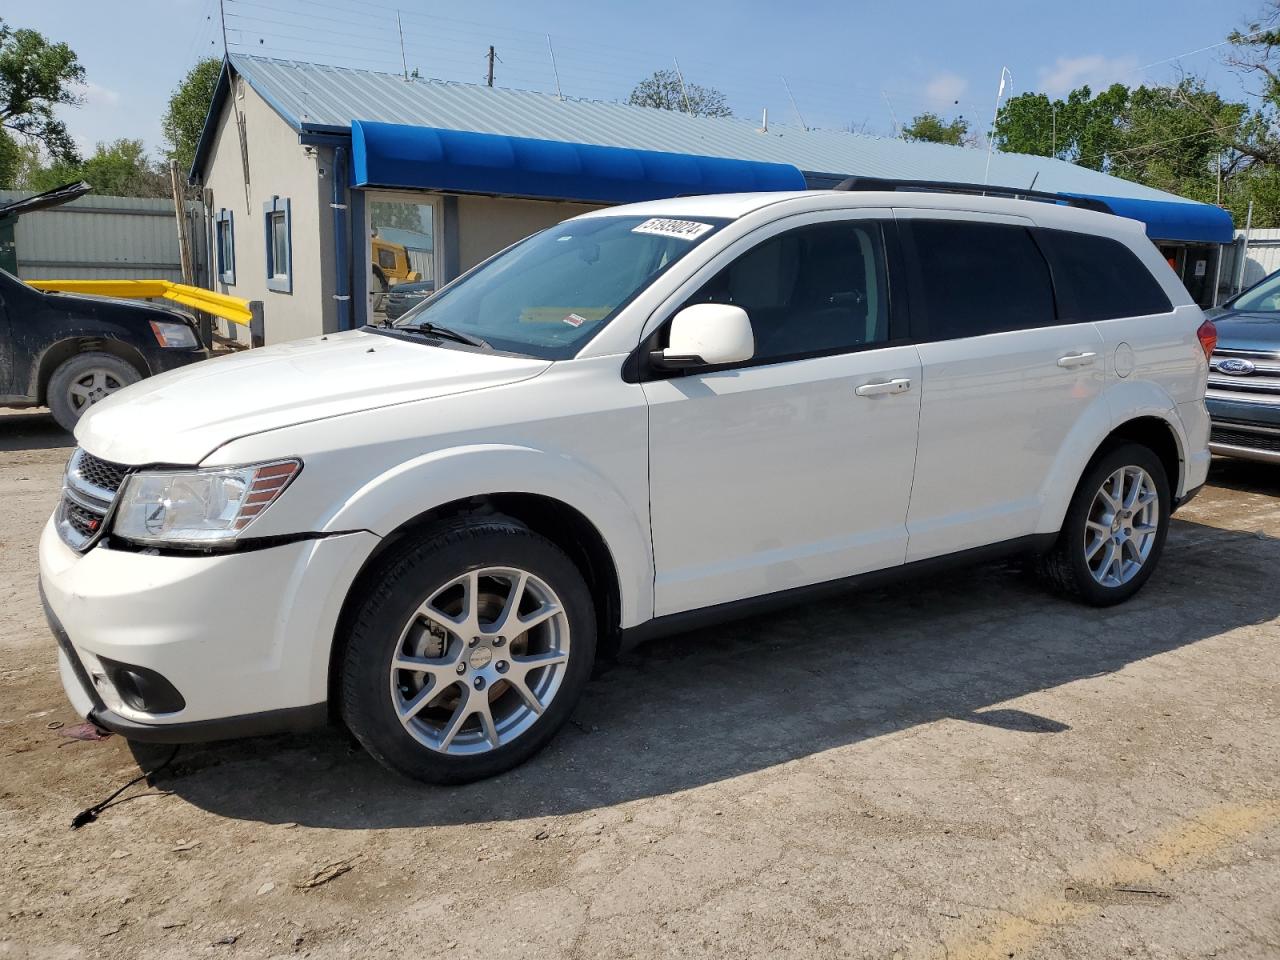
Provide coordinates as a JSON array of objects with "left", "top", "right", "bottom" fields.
[
  {"left": 896, "top": 211, "right": 1105, "bottom": 562},
  {"left": 642, "top": 212, "right": 922, "bottom": 617}
]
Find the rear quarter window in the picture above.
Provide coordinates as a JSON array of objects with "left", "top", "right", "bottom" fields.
[{"left": 1034, "top": 228, "right": 1172, "bottom": 322}]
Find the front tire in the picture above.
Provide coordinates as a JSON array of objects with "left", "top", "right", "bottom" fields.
[
  {"left": 1036, "top": 443, "right": 1171, "bottom": 606},
  {"left": 47, "top": 352, "right": 142, "bottom": 432},
  {"left": 340, "top": 517, "right": 596, "bottom": 784}
]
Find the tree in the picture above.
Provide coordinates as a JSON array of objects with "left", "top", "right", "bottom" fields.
[
  {"left": 628, "top": 69, "right": 732, "bottom": 118},
  {"left": 28, "top": 138, "right": 168, "bottom": 197},
  {"left": 901, "top": 112, "right": 971, "bottom": 146},
  {"left": 162, "top": 57, "right": 221, "bottom": 173},
  {"left": 0, "top": 18, "right": 84, "bottom": 162}
]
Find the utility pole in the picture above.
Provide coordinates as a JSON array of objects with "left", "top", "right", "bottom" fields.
[
  {"left": 1051, "top": 102, "right": 1057, "bottom": 156},
  {"left": 487, "top": 45, "right": 496, "bottom": 87},
  {"left": 218, "top": 0, "right": 229, "bottom": 56},
  {"left": 397, "top": 11, "right": 408, "bottom": 80}
]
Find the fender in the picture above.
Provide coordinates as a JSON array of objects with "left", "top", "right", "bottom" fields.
[
  {"left": 324, "top": 443, "right": 655, "bottom": 628},
  {"left": 1034, "top": 380, "right": 1188, "bottom": 535}
]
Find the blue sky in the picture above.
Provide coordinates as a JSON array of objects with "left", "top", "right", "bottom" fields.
[{"left": 9, "top": 0, "right": 1266, "bottom": 158}]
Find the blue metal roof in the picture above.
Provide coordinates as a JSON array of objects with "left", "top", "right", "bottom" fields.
[
  {"left": 352, "top": 121, "right": 806, "bottom": 203},
  {"left": 192, "top": 55, "right": 1237, "bottom": 244}
]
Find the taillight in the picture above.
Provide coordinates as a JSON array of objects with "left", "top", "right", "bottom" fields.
[{"left": 1196, "top": 318, "right": 1217, "bottom": 362}]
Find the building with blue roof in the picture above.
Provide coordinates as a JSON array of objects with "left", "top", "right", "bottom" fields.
[{"left": 191, "top": 54, "right": 1235, "bottom": 343}]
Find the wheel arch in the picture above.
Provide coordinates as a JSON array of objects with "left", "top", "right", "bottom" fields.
[
  {"left": 36, "top": 337, "right": 151, "bottom": 404},
  {"left": 327, "top": 491, "right": 625, "bottom": 712},
  {"left": 1038, "top": 400, "right": 1187, "bottom": 537}
]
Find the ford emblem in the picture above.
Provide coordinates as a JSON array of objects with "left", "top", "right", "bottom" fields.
[{"left": 1216, "top": 357, "right": 1256, "bottom": 376}]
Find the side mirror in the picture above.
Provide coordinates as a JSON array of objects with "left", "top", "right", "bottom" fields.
[{"left": 652, "top": 303, "right": 755, "bottom": 371}]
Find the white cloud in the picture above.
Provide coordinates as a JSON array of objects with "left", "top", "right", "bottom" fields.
[
  {"left": 924, "top": 72, "right": 969, "bottom": 109},
  {"left": 70, "top": 80, "right": 122, "bottom": 110},
  {"left": 1037, "top": 54, "right": 1138, "bottom": 96}
]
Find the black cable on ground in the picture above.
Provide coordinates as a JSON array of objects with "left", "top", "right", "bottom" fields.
[{"left": 70, "top": 745, "right": 180, "bottom": 830}]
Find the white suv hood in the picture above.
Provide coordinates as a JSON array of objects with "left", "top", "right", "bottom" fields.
[{"left": 75, "top": 328, "right": 551, "bottom": 464}]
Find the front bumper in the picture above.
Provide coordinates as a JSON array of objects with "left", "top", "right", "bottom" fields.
[
  {"left": 1205, "top": 396, "right": 1280, "bottom": 464},
  {"left": 39, "top": 517, "right": 378, "bottom": 740},
  {"left": 147, "top": 346, "right": 210, "bottom": 376}
]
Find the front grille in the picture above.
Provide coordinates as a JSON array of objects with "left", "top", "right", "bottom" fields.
[
  {"left": 56, "top": 448, "right": 129, "bottom": 552},
  {"left": 1211, "top": 426, "right": 1280, "bottom": 454},
  {"left": 75, "top": 451, "right": 126, "bottom": 495},
  {"left": 1209, "top": 350, "right": 1280, "bottom": 397}
]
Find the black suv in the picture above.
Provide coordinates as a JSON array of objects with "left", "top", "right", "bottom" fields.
[
  {"left": 1, "top": 267, "right": 208, "bottom": 431},
  {"left": 1206, "top": 268, "right": 1280, "bottom": 463}
]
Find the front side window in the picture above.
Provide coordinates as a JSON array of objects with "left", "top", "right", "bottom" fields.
[
  {"left": 903, "top": 220, "right": 1055, "bottom": 340},
  {"left": 1035, "top": 228, "right": 1172, "bottom": 322},
  {"left": 393, "top": 215, "right": 726, "bottom": 360},
  {"left": 215, "top": 208, "right": 235, "bottom": 285},
  {"left": 263, "top": 196, "right": 291, "bottom": 293},
  {"left": 377, "top": 247, "right": 397, "bottom": 270},
  {"left": 680, "top": 219, "right": 891, "bottom": 363}
]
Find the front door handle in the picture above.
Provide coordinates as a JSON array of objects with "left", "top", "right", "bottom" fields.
[
  {"left": 1057, "top": 352, "right": 1097, "bottom": 368},
  {"left": 855, "top": 378, "right": 912, "bottom": 397}
]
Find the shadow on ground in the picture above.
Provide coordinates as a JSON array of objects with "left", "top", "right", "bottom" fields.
[
  {"left": 1205, "top": 456, "right": 1280, "bottom": 496},
  {"left": 0, "top": 411, "right": 72, "bottom": 452},
  {"left": 135, "top": 514, "right": 1280, "bottom": 829}
]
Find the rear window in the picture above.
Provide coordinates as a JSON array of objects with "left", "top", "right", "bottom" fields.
[
  {"left": 1035, "top": 228, "right": 1172, "bottom": 322},
  {"left": 903, "top": 220, "right": 1056, "bottom": 340}
]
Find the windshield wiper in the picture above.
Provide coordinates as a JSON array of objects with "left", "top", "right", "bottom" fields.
[{"left": 408, "top": 322, "right": 490, "bottom": 349}]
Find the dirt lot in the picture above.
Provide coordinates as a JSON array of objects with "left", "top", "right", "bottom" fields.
[{"left": 1, "top": 408, "right": 1277, "bottom": 960}]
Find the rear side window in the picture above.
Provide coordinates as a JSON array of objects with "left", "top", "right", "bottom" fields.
[
  {"left": 1035, "top": 229, "right": 1173, "bottom": 321},
  {"left": 903, "top": 220, "right": 1055, "bottom": 340}
]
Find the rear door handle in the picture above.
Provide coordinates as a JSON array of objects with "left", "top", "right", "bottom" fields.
[
  {"left": 1057, "top": 352, "right": 1097, "bottom": 368},
  {"left": 855, "top": 378, "right": 912, "bottom": 397}
]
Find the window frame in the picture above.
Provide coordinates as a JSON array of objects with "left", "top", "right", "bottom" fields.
[
  {"left": 898, "top": 216, "right": 1061, "bottom": 344},
  {"left": 628, "top": 211, "right": 910, "bottom": 383},
  {"left": 263, "top": 195, "right": 292, "bottom": 294},
  {"left": 215, "top": 208, "right": 235, "bottom": 286}
]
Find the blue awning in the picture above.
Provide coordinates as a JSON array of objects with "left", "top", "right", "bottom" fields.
[
  {"left": 1069, "top": 193, "right": 1234, "bottom": 244},
  {"left": 351, "top": 120, "right": 807, "bottom": 203}
]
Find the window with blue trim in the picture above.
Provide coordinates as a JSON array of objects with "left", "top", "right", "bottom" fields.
[
  {"left": 215, "top": 208, "right": 235, "bottom": 285},
  {"left": 263, "top": 196, "right": 292, "bottom": 293}
]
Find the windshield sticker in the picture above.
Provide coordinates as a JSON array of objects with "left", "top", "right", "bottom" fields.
[
  {"left": 631, "top": 218, "right": 713, "bottom": 241},
  {"left": 563, "top": 313, "right": 587, "bottom": 327}
]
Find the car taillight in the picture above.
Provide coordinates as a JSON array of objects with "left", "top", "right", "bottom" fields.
[{"left": 1196, "top": 318, "right": 1217, "bottom": 361}]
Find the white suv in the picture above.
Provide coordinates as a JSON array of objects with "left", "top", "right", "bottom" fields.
[{"left": 39, "top": 184, "right": 1214, "bottom": 783}]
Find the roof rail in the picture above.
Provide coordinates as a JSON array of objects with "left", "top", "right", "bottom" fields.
[{"left": 832, "top": 177, "right": 1113, "bottom": 214}]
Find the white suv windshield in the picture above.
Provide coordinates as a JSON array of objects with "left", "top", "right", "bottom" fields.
[{"left": 390, "top": 215, "right": 727, "bottom": 359}]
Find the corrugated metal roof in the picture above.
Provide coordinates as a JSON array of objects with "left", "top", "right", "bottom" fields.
[{"left": 229, "top": 54, "right": 1199, "bottom": 207}]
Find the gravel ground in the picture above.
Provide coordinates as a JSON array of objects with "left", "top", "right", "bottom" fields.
[{"left": 1, "top": 408, "right": 1277, "bottom": 960}]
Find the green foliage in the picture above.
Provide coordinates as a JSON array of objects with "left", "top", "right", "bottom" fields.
[
  {"left": 993, "top": 79, "right": 1266, "bottom": 224},
  {"left": 27, "top": 138, "right": 169, "bottom": 197},
  {"left": 0, "top": 17, "right": 84, "bottom": 162},
  {"left": 628, "top": 70, "right": 732, "bottom": 118},
  {"left": 162, "top": 57, "right": 222, "bottom": 173},
  {"left": 900, "top": 112, "right": 970, "bottom": 146}
]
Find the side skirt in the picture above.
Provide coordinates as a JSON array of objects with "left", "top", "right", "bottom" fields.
[{"left": 620, "top": 533, "right": 1059, "bottom": 650}]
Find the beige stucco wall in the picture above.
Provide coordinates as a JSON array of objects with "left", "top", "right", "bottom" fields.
[
  {"left": 455, "top": 195, "right": 602, "bottom": 272},
  {"left": 200, "top": 79, "right": 336, "bottom": 344}
]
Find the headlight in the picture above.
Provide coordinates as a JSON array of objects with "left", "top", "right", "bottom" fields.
[
  {"left": 149, "top": 320, "right": 199, "bottom": 348},
  {"left": 112, "top": 460, "right": 301, "bottom": 545}
]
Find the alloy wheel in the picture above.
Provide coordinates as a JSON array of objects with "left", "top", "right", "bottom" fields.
[
  {"left": 68, "top": 369, "right": 126, "bottom": 412},
  {"left": 389, "top": 566, "right": 571, "bottom": 756},
  {"left": 1083, "top": 465, "right": 1160, "bottom": 588}
]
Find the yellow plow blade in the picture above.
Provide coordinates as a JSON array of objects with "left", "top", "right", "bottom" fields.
[{"left": 28, "top": 279, "right": 253, "bottom": 327}]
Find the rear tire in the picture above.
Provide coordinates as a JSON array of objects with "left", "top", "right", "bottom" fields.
[
  {"left": 1036, "top": 442, "right": 1171, "bottom": 606},
  {"left": 47, "top": 352, "right": 142, "bottom": 432},
  {"left": 340, "top": 517, "right": 596, "bottom": 784}
]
